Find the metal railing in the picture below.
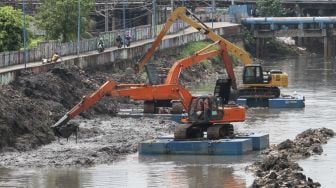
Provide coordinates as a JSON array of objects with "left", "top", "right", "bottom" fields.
[{"left": 0, "top": 22, "right": 187, "bottom": 68}]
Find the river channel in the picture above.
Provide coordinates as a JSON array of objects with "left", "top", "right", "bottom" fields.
[{"left": 1, "top": 55, "right": 336, "bottom": 187}]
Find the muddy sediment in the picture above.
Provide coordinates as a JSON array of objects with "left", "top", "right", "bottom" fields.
[
  {"left": 249, "top": 128, "right": 334, "bottom": 188},
  {"left": 0, "top": 116, "right": 175, "bottom": 167}
]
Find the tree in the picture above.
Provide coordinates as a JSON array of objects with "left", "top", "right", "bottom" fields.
[
  {"left": 256, "top": 0, "right": 284, "bottom": 17},
  {"left": 36, "top": 0, "right": 93, "bottom": 42},
  {"left": 0, "top": 6, "right": 26, "bottom": 52}
]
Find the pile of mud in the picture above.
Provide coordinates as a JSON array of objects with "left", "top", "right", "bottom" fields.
[
  {"left": 0, "top": 64, "right": 140, "bottom": 152},
  {"left": 0, "top": 116, "right": 175, "bottom": 167},
  {"left": 250, "top": 128, "right": 334, "bottom": 187}
]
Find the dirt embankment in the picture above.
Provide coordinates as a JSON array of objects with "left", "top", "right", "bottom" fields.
[
  {"left": 0, "top": 64, "right": 141, "bottom": 152},
  {"left": 249, "top": 128, "right": 334, "bottom": 188}
]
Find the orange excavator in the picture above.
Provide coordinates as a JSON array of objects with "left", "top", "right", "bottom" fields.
[
  {"left": 140, "top": 40, "right": 238, "bottom": 114},
  {"left": 51, "top": 81, "right": 245, "bottom": 140}
]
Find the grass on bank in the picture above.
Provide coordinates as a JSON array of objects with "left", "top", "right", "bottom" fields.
[{"left": 178, "top": 40, "right": 240, "bottom": 69}]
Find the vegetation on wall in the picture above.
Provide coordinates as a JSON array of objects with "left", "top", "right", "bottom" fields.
[
  {"left": 36, "top": 0, "right": 93, "bottom": 42},
  {"left": 0, "top": 6, "right": 30, "bottom": 52}
]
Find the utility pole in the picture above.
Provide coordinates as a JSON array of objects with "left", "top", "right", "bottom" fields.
[
  {"left": 22, "top": 0, "right": 27, "bottom": 68},
  {"left": 211, "top": 0, "right": 215, "bottom": 29},
  {"left": 170, "top": 0, "right": 173, "bottom": 11},
  {"left": 105, "top": 0, "right": 108, "bottom": 32},
  {"left": 77, "top": 0, "right": 81, "bottom": 55},
  {"left": 123, "top": 0, "right": 126, "bottom": 47},
  {"left": 152, "top": 0, "right": 157, "bottom": 38}
]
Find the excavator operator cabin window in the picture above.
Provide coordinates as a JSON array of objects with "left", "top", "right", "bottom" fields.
[
  {"left": 245, "top": 67, "right": 255, "bottom": 77},
  {"left": 244, "top": 66, "right": 256, "bottom": 84}
]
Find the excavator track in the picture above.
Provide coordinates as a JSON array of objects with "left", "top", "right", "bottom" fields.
[
  {"left": 174, "top": 124, "right": 204, "bottom": 140},
  {"left": 238, "top": 87, "right": 280, "bottom": 99},
  {"left": 174, "top": 124, "right": 190, "bottom": 140},
  {"left": 174, "top": 124, "right": 235, "bottom": 140},
  {"left": 144, "top": 101, "right": 155, "bottom": 113},
  {"left": 207, "top": 124, "right": 234, "bottom": 140}
]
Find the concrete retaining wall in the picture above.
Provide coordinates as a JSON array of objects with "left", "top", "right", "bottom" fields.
[{"left": 0, "top": 25, "right": 240, "bottom": 85}]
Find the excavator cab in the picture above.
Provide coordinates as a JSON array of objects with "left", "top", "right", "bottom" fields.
[
  {"left": 188, "top": 95, "right": 224, "bottom": 123},
  {"left": 243, "top": 64, "right": 270, "bottom": 85}
]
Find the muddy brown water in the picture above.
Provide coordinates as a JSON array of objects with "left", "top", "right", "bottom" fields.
[{"left": 1, "top": 55, "right": 336, "bottom": 187}]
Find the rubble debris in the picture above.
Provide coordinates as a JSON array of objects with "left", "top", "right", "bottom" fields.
[{"left": 249, "top": 128, "right": 334, "bottom": 188}]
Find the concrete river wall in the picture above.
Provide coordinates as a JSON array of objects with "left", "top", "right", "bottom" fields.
[{"left": 0, "top": 23, "right": 240, "bottom": 85}]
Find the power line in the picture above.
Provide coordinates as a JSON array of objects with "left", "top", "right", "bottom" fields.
[{"left": 96, "top": 2, "right": 153, "bottom": 11}]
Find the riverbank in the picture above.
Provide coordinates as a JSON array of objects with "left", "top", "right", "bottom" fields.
[{"left": 0, "top": 116, "right": 175, "bottom": 167}]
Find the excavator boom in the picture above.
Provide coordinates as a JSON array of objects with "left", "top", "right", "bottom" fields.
[
  {"left": 136, "top": 7, "right": 252, "bottom": 74},
  {"left": 164, "top": 41, "right": 237, "bottom": 89},
  {"left": 137, "top": 7, "right": 288, "bottom": 99}
]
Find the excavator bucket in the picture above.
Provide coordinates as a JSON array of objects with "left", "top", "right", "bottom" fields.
[{"left": 53, "top": 122, "right": 78, "bottom": 138}]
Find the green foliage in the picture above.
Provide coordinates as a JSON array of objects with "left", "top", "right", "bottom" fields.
[
  {"left": 28, "top": 36, "right": 45, "bottom": 49},
  {"left": 179, "top": 40, "right": 241, "bottom": 70},
  {"left": 178, "top": 41, "right": 213, "bottom": 59},
  {"left": 36, "top": 0, "right": 93, "bottom": 42},
  {"left": 256, "top": 0, "right": 284, "bottom": 17},
  {"left": 0, "top": 6, "right": 26, "bottom": 52},
  {"left": 179, "top": 41, "right": 218, "bottom": 70}
]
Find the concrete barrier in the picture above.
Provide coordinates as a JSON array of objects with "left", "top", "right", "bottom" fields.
[{"left": 0, "top": 24, "right": 240, "bottom": 85}]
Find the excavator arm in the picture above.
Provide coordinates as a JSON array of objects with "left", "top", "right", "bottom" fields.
[
  {"left": 51, "top": 81, "right": 193, "bottom": 138},
  {"left": 136, "top": 7, "right": 252, "bottom": 74},
  {"left": 164, "top": 41, "right": 238, "bottom": 89},
  {"left": 51, "top": 81, "right": 118, "bottom": 129}
]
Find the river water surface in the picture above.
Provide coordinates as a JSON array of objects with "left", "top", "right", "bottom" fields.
[{"left": 1, "top": 55, "right": 336, "bottom": 187}]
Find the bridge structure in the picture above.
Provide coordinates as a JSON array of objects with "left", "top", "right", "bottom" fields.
[{"left": 242, "top": 17, "right": 336, "bottom": 59}]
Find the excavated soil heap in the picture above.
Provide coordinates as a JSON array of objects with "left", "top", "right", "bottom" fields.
[{"left": 0, "top": 64, "right": 139, "bottom": 152}]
